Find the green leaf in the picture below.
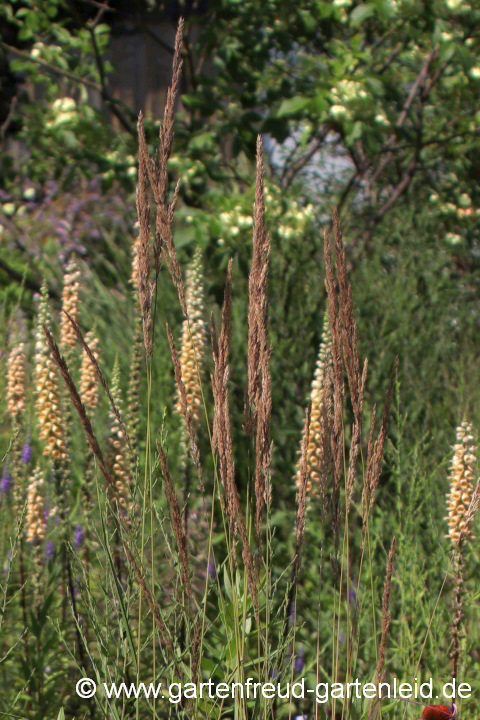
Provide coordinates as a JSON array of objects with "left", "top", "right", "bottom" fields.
[
  {"left": 312, "top": 91, "right": 329, "bottom": 115},
  {"left": 455, "top": 43, "right": 475, "bottom": 73},
  {"left": 350, "top": 120, "right": 363, "bottom": 143},
  {"left": 350, "top": 4, "right": 375, "bottom": 26},
  {"left": 224, "top": 565, "right": 233, "bottom": 601},
  {"left": 276, "top": 96, "right": 310, "bottom": 118},
  {"left": 364, "top": 77, "right": 385, "bottom": 97},
  {"left": 299, "top": 10, "right": 316, "bottom": 31},
  {"left": 25, "top": 9, "right": 39, "bottom": 31},
  {"left": 317, "top": 1, "right": 334, "bottom": 19},
  {"left": 190, "top": 132, "right": 215, "bottom": 150},
  {"left": 439, "top": 43, "right": 455, "bottom": 64},
  {"left": 57, "top": 709, "right": 65, "bottom": 720}
]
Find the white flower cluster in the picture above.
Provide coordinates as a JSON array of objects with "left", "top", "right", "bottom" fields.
[
  {"left": 216, "top": 206, "right": 254, "bottom": 245},
  {"left": 217, "top": 185, "right": 314, "bottom": 245},
  {"left": 332, "top": 79, "right": 368, "bottom": 103},
  {"left": 31, "top": 42, "right": 46, "bottom": 59},
  {"left": 446, "top": 0, "right": 469, "bottom": 10},
  {"left": 445, "top": 232, "right": 463, "bottom": 246},
  {"left": 168, "top": 156, "right": 205, "bottom": 187},
  {"left": 430, "top": 191, "right": 477, "bottom": 222},
  {"left": 215, "top": 188, "right": 314, "bottom": 247},
  {"left": 375, "top": 113, "right": 390, "bottom": 126},
  {"left": 101, "top": 151, "right": 137, "bottom": 181},
  {"left": 329, "top": 79, "right": 370, "bottom": 120},
  {"left": 46, "top": 97, "right": 77, "bottom": 128},
  {"left": 277, "top": 199, "right": 314, "bottom": 239}
]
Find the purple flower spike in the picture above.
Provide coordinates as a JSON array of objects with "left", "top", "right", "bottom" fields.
[
  {"left": 1, "top": 463, "right": 11, "bottom": 493},
  {"left": 2, "top": 473, "right": 11, "bottom": 493},
  {"left": 22, "top": 442, "right": 32, "bottom": 464},
  {"left": 45, "top": 541, "right": 55, "bottom": 561},
  {"left": 295, "top": 647, "right": 304, "bottom": 674},
  {"left": 75, "top": 524, "right": 85, "bottom": 548},
  {"left": 207, "top": 557, "right": 216, "bottom": 580},
  {"left": 348, "top": 587, "right": 357, "bottom": 604}
]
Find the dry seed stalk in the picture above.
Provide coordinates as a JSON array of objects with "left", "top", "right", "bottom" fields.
[
  {"left": 323, "top": 226, "right": 344, "bottom": 580},
  {"left": 362, "top": 356, "right": 398, "bottom": 545},
  {"left": 211, "top": 259, "right": 259, "bottom": 615},
  {"left": 255, "top": 341, "right": 272, "bottom": 539},
  {"left": 332, "top": 211, "right": 364, "bottom": 419},
  {"left": 450, "top": 546, "right": 464, "bottom": 683},
  {"left": 376, "top": 537, "right": 396, "bottom": 686},
  {"left": 136, "top": 18, "right": 186, "bottom": 336},
  {"left": 369, "top": 537, "right": 396, "bottom": 720},
  {"left": 124, "top": 543, "right": 173, "bottom": 648},
  {"left": 332, "top": 211, "right": 368, "bottom": 513},
  {"left": 157, "top": 442, "right": 192, "bottom": 599},
  {"left": 243, "top": 136, "right": 272, "bottom": 540},
  {"left": 136, "top": 112, "right": 154, "bottom": 357},
  {"left": 246, "top": 136, "right": 270, "bottom": 424}
]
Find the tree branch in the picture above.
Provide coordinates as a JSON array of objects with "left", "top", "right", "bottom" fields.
[
  {"left": 86, "top": 19, "right": 136, "bottom": 136},
  {"left": 1, "top": 42, "right": 102, "bottom": 92},
  {"left": 282, "top": 134, "right": 326, "bottom": 189},
  {"left": 369, "top": 46, "right": 439, "bottom": 187}
]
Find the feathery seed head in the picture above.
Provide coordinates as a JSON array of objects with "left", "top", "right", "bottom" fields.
[
  {"left": 445, "top": 420, "right": 477, "bottom": 544},
  {"left": 109, "top": 356, "right": 129, "bottom": 512},
  {"left": 175, "top": 247, "right": 205, "bottom": 427},
  {"left": 131, "top": 235, "right": 141, "bottom": 289},
  {"left": 60, "top": 257, "right": 81, "bottom": 349},
  {"left": 296, "top": 309, "right": 332, "bottom": 498},
  {"left": 27, "top": 466, "right": 45, "bottom": 543},
  {"left": 35, "top": 283, "right": 66, "bottom": 460},
  {"left": 80, "top": 330, "right": 100, "bottom": 409},
  {"left": 7, "top": 343, "right": 26, "bottom": 417}
]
